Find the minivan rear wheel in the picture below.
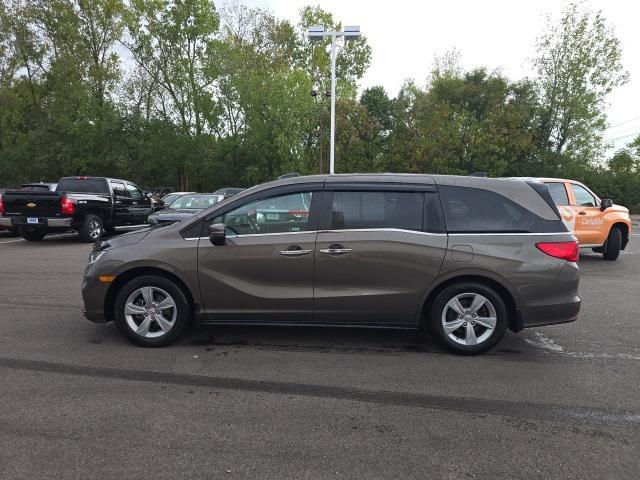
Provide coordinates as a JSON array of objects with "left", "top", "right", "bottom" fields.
[
  {"left": 114, "top": 275, "right": 191, "bottom": 347},
  {"left": 429, "top": 282, "right": 508, "bottom": 355}
]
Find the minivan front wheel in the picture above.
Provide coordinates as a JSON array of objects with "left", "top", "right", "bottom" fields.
[
  {"left": 429, "top": 282, "right": 507, "bottom": 355},
  {"left": 114, "top": 275, "right": 190, "bottom": 347}
]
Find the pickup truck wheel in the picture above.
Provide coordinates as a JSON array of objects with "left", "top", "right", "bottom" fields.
[
  {"left": 603, "top": 227, "right": 622, "bottom": 261},
  {"left": 114, "top": 275, "right": 190, "bottom": 347},
  {"left": 19, "top": 227, "right": 46, "bottom": 241},
  {"left": 79, "top": 215, "right": 103, "bottom": 243}
]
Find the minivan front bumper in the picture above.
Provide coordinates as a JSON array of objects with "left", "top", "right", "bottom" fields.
[{"left": 82, "top": 273, "right": 110, "bottom": 323}]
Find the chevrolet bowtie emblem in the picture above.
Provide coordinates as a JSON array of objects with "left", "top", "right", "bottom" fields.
[{"left": 27, "top": 202, "right": 37, "bottom": 208}]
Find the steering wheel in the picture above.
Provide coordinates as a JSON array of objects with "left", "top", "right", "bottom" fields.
[{"left": 247, "top": 217, "right": 260, "bottom": 234}]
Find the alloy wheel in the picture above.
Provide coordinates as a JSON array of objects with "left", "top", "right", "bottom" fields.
[
  {"left": 441, "top": 292, "right": 497, "bottom": 346},
  {"left": 88, "top": 219, "right": 102, "bottom": 240},
  {"left": 124, "top": 286, "right": 177, "bottom": 338}
]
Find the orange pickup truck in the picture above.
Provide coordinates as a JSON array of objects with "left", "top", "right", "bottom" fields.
[{"left": 531, "top": 178, "right": 631, "bottom": 260}]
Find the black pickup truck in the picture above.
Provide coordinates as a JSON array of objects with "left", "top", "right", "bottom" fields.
[{"left": 0, "top": 177, "right": 154, "bottom": 242}]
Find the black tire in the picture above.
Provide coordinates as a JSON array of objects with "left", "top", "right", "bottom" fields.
[
  {"left": 428, "top": 282, "right": 508, "bottom": 355},
  {"left": 602, "top": 227, "right": 622, "bottom": 261},
  {"left": 19, "top": 227, "right": 46, "bottom": 241},
  {"left": 114, "top": 275, "right": 191, "bottom": 347},
  {"left": 79, "top": 214, "right": 103, "bottom": 243}
]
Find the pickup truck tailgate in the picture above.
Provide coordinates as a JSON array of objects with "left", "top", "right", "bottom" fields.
[{"left": 2, "top": 191, "right": 60, "bottom": 218}]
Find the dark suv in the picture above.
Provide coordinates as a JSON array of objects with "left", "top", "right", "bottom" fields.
[{"left": 81, "top": 174, "right": 580, "bottom": 354}]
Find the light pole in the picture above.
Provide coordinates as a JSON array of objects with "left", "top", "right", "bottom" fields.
[
  {"left": 307, "top": 25, "right": 361, "bottom": 174},
  {"left": 311, "top": 88, "right": 331, "bottom": 174}
]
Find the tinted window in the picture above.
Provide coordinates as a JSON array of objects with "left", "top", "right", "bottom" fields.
[
  {"left": 425, "top": 192, "right": 446, "bottom": 233},
  {"left": 546, "top": 183, "right": 569, "bottom": 206},
  {"left": 110, "top": 181, "right": 128, "bottom": 197},
  {"left": 571, "top": 184, "right": 597, "bottom": 207},
  {"left": 126, "top": 183, "right": 143, "bottom": 201},
  {"left": 213, "top": 192, "right": 315, "bottom": 235},
  {"left": 439, "top": 186, "right": 563, "bottom": 233},
  {"left": 330, "top": 191, "right": 424, "bottom": 231},
  {"left": 20, "top": 184, "right": 51, "bottom": 191},
  {"left": 56, "top": 179, "right": 109, "bottom": 194}
]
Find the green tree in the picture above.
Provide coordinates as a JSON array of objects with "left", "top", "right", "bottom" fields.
[
  {"left": 360, "top": 86, "right": 393, "bottom": 131},
  {"left": 533, "top": 2, "right": 628, "bottom": 169},
  {"left": 125, "top": 0, "right": 221, "bottom": 189}
]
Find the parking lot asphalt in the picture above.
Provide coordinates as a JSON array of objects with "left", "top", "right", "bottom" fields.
[{"left": 1, "top": 226, "right": 639, "bottom": 479}]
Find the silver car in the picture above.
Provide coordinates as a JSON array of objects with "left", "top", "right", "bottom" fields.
[{"left": 82, "top": 174, "right": 580, "bottom": 354}]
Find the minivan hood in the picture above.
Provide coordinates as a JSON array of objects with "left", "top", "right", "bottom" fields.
[{"left": 105, "top": 227, "right": 153, "bottom": 248}]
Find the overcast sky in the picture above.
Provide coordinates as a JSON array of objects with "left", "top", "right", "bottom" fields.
[{"left": 245, "top": 0, "right": 640, "bottom": 152}]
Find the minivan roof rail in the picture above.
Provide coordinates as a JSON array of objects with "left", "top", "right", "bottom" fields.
[{"left": 277, "top": 172, "right": 301, "bottom": 179}]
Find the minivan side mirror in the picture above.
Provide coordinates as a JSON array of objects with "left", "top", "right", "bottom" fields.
[
  {"left": 209, "top": 223, "right": 226, "bottom": 245},
  {"left": 600, "top": 198, "right": 613, "bottom": 211}
]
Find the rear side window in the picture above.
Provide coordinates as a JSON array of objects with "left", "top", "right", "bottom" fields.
[
  {"left": 110, "top": 181, "right": 128, "bottom": 197},
  {"left": 57, "top": 179, "right": 109, "bottom": 194},
  {"left": 330, "top": 191, "right": 424, "bottom": 231},
  {"left": 126, "top": 183, "right": 143, "bottom": 201},
  {"left": 439, "top": 186, "right": 564, "bottom": 233},
  {"left": 546, "top": 183, "right": 569, "bottom": 206}
]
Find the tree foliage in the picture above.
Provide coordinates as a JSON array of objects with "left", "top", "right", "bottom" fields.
[{"left": 0, "top": 1, "right": 637, "bottom": 208}]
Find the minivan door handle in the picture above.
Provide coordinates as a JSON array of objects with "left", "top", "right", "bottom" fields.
[
  {"left": 578, "top": 211, "right": 587, "bottom": 215},
  {"left": 319, "top": 244, "right": 352, "bottom": 255},
  {"left": 279, "top": 245, "right": 312, "bottom": 257}
]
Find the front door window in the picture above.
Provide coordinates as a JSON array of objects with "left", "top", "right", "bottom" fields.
[{"left": 213, "top": 192, "right": 314, "bottom": 235}]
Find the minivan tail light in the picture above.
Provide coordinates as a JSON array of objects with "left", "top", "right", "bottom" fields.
[
  {"left": 536, "top": 241, "right": 579, "bottom": 262},
  {"left": 0, "top": 194, "right": 4, "bottom": 216},
  {"left": 60, "top": 196, "right": 75, "bottom": 215}
]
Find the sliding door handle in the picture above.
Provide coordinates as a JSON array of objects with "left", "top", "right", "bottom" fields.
[
  {"left": 280, "top": 248, "right": 312, "bottom": 256},
  {"left": 319, "top": 244, "right": 352, "bottom": 255}
]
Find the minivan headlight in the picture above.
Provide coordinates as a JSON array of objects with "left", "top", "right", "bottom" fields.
[
  {"left": 88, "top": 240, "right": 110, "bottom": 267},
  {"left": 88, "top": 250, "right": 106, "bottom": 266}
]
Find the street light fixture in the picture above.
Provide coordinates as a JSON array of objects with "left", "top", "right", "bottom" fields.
[{"left": 307, "top": 25, "right": 361, "bottom": 174}]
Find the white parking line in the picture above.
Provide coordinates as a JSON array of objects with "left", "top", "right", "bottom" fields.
[{"left": 525, "top": 332, "right": 640, "bottom": 360}]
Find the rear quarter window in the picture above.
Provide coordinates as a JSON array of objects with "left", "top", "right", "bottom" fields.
[{"left": 439, "top": 185, "right": 566, "bottom": 233}]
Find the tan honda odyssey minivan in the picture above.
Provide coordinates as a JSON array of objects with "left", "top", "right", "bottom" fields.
[{"left": 82, "top": 174, "right": 580, "bottom": 355}]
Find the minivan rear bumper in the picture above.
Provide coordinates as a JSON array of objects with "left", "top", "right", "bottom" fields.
[
  {"left": 517, "top": 262, "right": 581, "bottom": 329},
  {"left": 520, "top": 295, "right": 580, "bottom": 328}
]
